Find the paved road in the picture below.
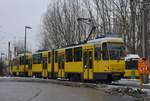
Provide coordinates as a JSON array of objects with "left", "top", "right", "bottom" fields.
[{"left": 0, "top": 81, "right": 135, "bottom": 101}]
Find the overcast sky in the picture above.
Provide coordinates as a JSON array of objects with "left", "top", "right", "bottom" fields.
[{"left": 0, "top": 0, "right": 52, "bottom": 56}]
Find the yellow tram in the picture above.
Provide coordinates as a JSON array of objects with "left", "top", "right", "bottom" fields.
[
  {"left": 10, "top": 57, "right": 19, "bottom": 76},
  {"left": 31, "top": 51, "right": 54, "bottom": 78},
  {"left": 58, "top": 37, "right": 125, "bottom": 81},
  {"left": 17, "top": 53, "right": 32, "bottom": 77},
  {"left": 11, "top": 37, "right": 126, "bottom": 82},
  {"left": 51, "top": 37, "right": 125, "bottom": 81},
  {"left": 124, "top": 54, "right": 140, "bottom": 78}
]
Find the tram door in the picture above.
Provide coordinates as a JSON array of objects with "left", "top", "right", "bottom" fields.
[
  {"left": 58, "top": 54, "right": 65, "bottom": 78},
  {"left": 42, "top": 57, "right": 48, "bottom": 78},
  {"left": 83, "top": 49, "right": 93, "bottom": 80}
]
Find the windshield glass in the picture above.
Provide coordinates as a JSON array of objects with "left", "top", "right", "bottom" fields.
[
  {"left": 107, "top": 43, "right": 125, "bottom": 60},
  {"left": 125, "top": 59, "right": 138, "bottom": 69}
]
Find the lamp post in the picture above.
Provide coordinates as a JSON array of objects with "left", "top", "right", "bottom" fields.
[
  {"left": 141, "top": 0, "right": 150, "bottom": 84},
  {"left": 24, "top": 26, "right": 32, "bottom": 77}
]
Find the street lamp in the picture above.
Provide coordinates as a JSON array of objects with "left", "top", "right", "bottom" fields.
[
  {"left": 141, "top": 0, "right": 150, "bottom": 84},
  {"left": 24, "top": 26, "right": 32, "bottom": 77}
]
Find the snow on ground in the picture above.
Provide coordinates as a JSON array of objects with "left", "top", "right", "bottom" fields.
[
  {"left": 98, "top": 79, "right": 150, "bottom": 101},
  {"left": 119, "top": 78, "right": 140, "bottom": 83},
  {"left": 144, "top": 83, "right": 150, "bottom": 85},
  {"left": 113, "top": 78, "right": 150, "bottom": 86}
]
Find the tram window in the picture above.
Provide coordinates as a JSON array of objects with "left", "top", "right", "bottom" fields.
[
  {"left": 62, "top": 55, "right": 64, "bottom": 69},
  {"left": 20, "top": 57, "right": 22, "bottom": 65},
  {"left": 89, "top": 51, "right": 93, "bottom": 68},
  {"left": 33, "top": 55, "right": 37, "bottom": 64},
  {"left": 58, "top": 56, "right": 61, "bottom": 69},
  {"left": 13, "top": 59, "right": 18, "bottom": 66},
  {"left": 94, "top": 47, "right": 101, "bottom": 60},
  {"left": 19, "top": 57, "right": 21, "bottom": 65},
  {"left": 107, "top": 43, "right": 125, "bottom": 60},
  {"left": 20, "top": 56, "right": 25, "bottom": 65},
  {"left": 38, "top": 53, "right": 42, "bottom": 64},
  {"left": 102, "top": 43, "right": 109, "bottom": 60},
  {"left": 125, "top": 59, "right": 138, "bottom": 69},
  {"left": 74, "top": 47, "right": 82, "bottom": 61},
  {"left": 23, "top": 56, "right": 25, "bottom": 65},
  {"left": 66, "top": 48, "right": 73, "bottom": 62},
  {"left": 25, "top": 59, "right": 28, "bottom": 65},
  {"left": 32, "top": 53, "right": 42, "bottom": 64},
  {"left": 28, "top": 59, "right": 32, "bottom": 69},
  {"left": 25, "top": 56, "right": 29, "bottom": 65},
  {"left": 20, "top": 56, "right": 29, "bottom": 65},
  {"left": 83, "top": 52, "right": 87, "bottom": 68},
  {"left": 55, "top": 51, "right": 58, "bottom": 63},
  {"left": 13, "top": 59, "right": 15, "bottom": 66},
  {"left": 48, "top": 52, "right": 51, "bottom": 63}
]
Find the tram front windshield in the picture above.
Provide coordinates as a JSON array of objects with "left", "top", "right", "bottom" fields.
[
  {"left": 125, "top": 59, "right": 138, "bottom": 69},
  {"left": 107, "top": 43, "right": 125, "bottom": 60}
]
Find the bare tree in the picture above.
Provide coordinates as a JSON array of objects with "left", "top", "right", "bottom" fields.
[{"left": 40, "top": 0, "right": 144, "bottom": 56}]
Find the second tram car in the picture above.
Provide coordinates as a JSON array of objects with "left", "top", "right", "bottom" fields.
[
  {"left": 18, "top": 53, "right": 32, "bottom": 77},
  {"left": 10, "top": 57, "right": 19, "bottom": 76},
  {"left": 124, "top": 54, "right": 140, "bottom": 78}
]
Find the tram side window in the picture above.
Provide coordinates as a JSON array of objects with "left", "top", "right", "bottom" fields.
[
  {"left": 32, "top": 55, "right": 37, "bottom": 64},
  {"left": 55, "top": 51, "right": 58, "bottom": 63},
  {"left": 16, "top": 59, "right": 19, "bottom": 66},
  {"left": 66, "top": 48, "right": 73, "bottom": 62},
  {"left": 20, "top": 57, "right": 24, "bottom": 65},
  {"left": 94, "top": 47, "right": 101, "bottom": 60},
  {"left": 48, "top": 52, "right": 51, "bottom": 63},
  {"left": 102, "top": 43, "right": 109, "bottom": 60},
  {"left": 74, "top": 47, "right": 82, "bottom": 61},
  {"left": 20, "top": 56, "right": 29, "bottom": 65},
  {"left": 28, "top": 59, "right": 32, "bottom": 69},
  {"left": 32, "top": 54, "right": 42, "bottom": 64},
  {"left": 13, "top": 59, "right": 18, "bottom": 66},
  {"left": 21, "top": 57, "right": 23, "bottom": 65},
  {"left": 25, "top": 56, "right": 29, "bottom": 65},
  {"left": 38, "top": 53, "right": 42, "bottom": 63},
  {"left": 19, "top": 57, "right": 21, "bottom": 65}
]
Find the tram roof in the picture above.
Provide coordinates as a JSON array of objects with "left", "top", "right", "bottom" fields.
[
  {"left": 56, "top": 37, "right": 124, "bottom": 50},
  {"left": 33, "top": 37, "right": 124, "bottom": 52},
  {"left": 33, "top": 51, "right": 49, "bottom": 55},
  {"left": 125, "top": 54, "right": 140, "bottom": 61},
  {"left": 87, "top": 37, "right": 124, "bottom": 44},
  {"left": 18, "top": 53, "right": 32, "bottom": 56}
]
